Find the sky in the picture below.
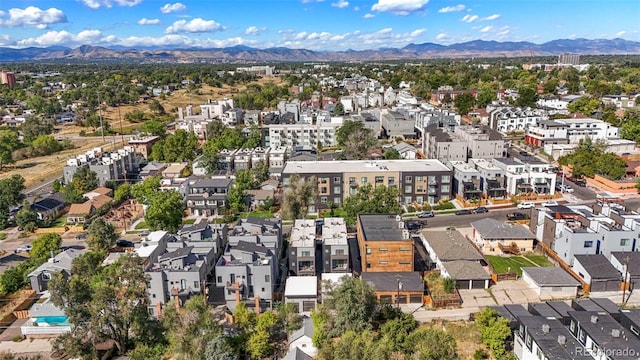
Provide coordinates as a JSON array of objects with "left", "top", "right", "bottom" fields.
[{"left": 0, "top": 0, "right": 639, "bottom": 50}]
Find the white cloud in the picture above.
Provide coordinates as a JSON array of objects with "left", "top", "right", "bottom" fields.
[
  {"left": 353, "top": 6, "right": 360, "bottom": 11},
  {"left": 79, "top": 0, "right": 142, "bottom": 9},
  {"left": 165, "top": 18, "right": 224, "bottom": 34},
  {"left": 245, "top": 26, "right": 267, "bottom": 35},
  {"left": 0, "top": 6, "right": 67, "bottom": 28},
  {"left": 17, "top": 29, "right": 102, "bottom": 46},
  {"left": 138, "top": 18, "right": 160, "bottom": 25},
  {"left": 616, "top": 30, "right": 627, "bottom": 37},
  {"left": 461, "top": 14, "right": 478, "bottom": 23},
  {"left": 436, "top": 32, "right": 447, "bottom": 40},
  {"left": 371, "top": 0, "right": 429, "bottom": 15},
  {"left": 480, "top": 26, "right": 492, "bottom": 33},
  {"left": 332, "top": 0, "right": 349, "bottom": 8},
  {"left": 438, "top": 4, "right": 465, "bottom": 13},
  {"left": 363, "top": 13, "right": 375, "bottom": 19},
  {"left": 160, "top": 2, "right": 187, "bottom": 14},
  {"left": 483, "top": 14, "right": 500, "bottom": 21},
  {"left": 410, "top": 28, "right": 426, "bottom": 37}
]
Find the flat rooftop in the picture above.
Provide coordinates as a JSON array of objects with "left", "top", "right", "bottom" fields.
[
  {"left": 283, "top": 159, "right": 450, "bottom": 174},
  {"left": 358, "top": 214, "right": 405, "bottom": 242}
]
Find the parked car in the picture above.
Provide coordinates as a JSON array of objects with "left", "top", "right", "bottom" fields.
[
  {"left": 559, "top": 185, "right": 575, "bottom": 193},
  {"left": 473, "top": 206, "right": 489, "bottom": 214},
  {"left": 116, "top": 239, "right": 134, "bottom": 248},
  {"left": 517, "top": 202, "right": 535, "bottom": 209},
  {"left": 405, "top": 221, "right": 422, "bottom": 232},
  {"left": 455, "top": 209, "right": 472, "bottom": 215},
  {"left": 417, "top": 211, "right": 435, "bottom": 218},
  {"left": 75, "top": 232, "right": 88, "bottom": 240},
  {"left": 541, "top": 200, "right": 559, "bottom": 207},
  {"left": 507, "top": 212, "right": 528, "bottom": 221},
  {"left": 15, "top": 245, "right": 32, "bottom": 253},
  {"left": 574, "top": 179, "right": 586, "bottom": 187}
]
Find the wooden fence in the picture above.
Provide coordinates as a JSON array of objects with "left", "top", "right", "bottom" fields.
[{"left": 537, "top": 241, "right": 590, "bottom": 292}]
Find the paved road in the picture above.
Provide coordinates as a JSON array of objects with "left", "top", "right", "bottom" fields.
[{"left": 410, "top": 208, "right": 520, "bottom": 228}]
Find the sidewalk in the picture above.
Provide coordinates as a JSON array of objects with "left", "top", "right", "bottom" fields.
[{"left": 0, "top": 338, "right": 52, "bottom": 356}]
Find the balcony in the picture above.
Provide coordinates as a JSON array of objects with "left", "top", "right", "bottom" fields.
[{"left": 298, "top": 261, "right": 315, "bottom": 273}]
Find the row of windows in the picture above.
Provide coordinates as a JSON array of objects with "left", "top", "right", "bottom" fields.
[
  {"left": 366, "top": 261, "right": 412, "bottom": 267},
  {"left": 366, "top": 247, "right": 412, "bottom": 253},
  {"left": 217, "top": 275, "right": 271, "bottom": 283}
]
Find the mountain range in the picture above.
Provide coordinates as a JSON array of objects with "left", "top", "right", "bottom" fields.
[{"left": 1, "top": 38, "right": 639, "bottom": 62}]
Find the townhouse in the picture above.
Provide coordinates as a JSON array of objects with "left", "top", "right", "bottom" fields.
[
  {"left": 63, "top": 146, "right": 137, "bottom": 185},
  {"left": 525, "top": 118, "right": 620, "bottom": 148},
  {"left": 184, "top": 177, "right": 233, "bottom": 217},
  {"left": 282, "top": 159, "right": 452, "bottom": 212},
  {"left": 264, "top": 122, "right": 341, "bottom": 149},
  {"left": 488, "top": 107, "right": 547, "bottom": 134}
]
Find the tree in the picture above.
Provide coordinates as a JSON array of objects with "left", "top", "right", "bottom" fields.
[
  {"left": 0, "top": 130, "right": 20, "bottom": 170},
  {"left": 336, "top": 120, "right": 377, "bottom": 160},
  {"left": 567, "top": 96, "right": 601, "bottom": 116},
  {"left": 21, "top": 117, "right": 54, "bottom": 143},
  {"left": 163, "top": 295, "right": 221, "bottom": 360},
  {"left": 281, "top": 175, "right": 318, "bottom": 220},
  {"left": 70, "top": 166, "right": 98, "bottom": 193},
  {"left": 379, "top": 312, "right": 416, "bottom": 353},
  {"left": 204, "top": 335, "right": 238, "bottom": 360},
  {"left": 31, "top": 135, "right": 62, "bottom": 156},
  {"left": 15, "top": 201, "right": 38, "bottom": 232},
  {"left": 151, "top": 129, "right": 198, "bottom": 162},
  {"left": 247, "top": 311, "right": 277, "bottom": 359},
  {"left": 383, "top": 148, "right": 401, "bottom": 159},
  {"left": 50, "top": 254, "right": 151, "bottom": 356},
  {"left": 329, "top": 277, "right": 377, "bottom": 336},
  {"left": 145, "top": 190, "right": 184, "bottom": 233},
  {"left": 29, "top": 233, "right": 62, "bottom": 262},
  {"left": 334, "top": 102, "right": 345, "bottom": 115},
  {"left": 0, "top": 175, "right": 26, "bottom": 229},
  {"left": 243, "top": 127, "right": 262, "bottom": 148},
  {"left": 342, "top": 184, "right": 402, "bottom": 225},
  {"left": 475, "top": 308, "right": 512, "bottom": 359},
  {"left": 197, "top": 151, "right": 220, "bottom": 175},
  {"left": 131, "top": 177, "right": 161, "bottom": 205},
  {"left": 514, "top": 87, "right": 538, "bottom": 108},
  {"left": 476, "top": 88, "right": 496, "bottom": 108},
  {"left": 114, "top": 182, "right": 131, "bottom": 202},
  {"left": 558, "top": 137, "right": 626, "bottom": 180},
  {"left": 405, "top": 327, "right": 458, "bottom": 360},
  {"left": 124, "top": 109, "right": 146, "bottom": 123},
  {"left": 149, "top": 99, "right": 165, "bottom": 115},
  {"left": 454, "top": 92, "right": 475, "bottom": 115},
  {"left": 87, "top": 217, "right": 117, "bottom": 252},
  {"left": 139, "top": 119, "right": 167, "bottom": 138}
]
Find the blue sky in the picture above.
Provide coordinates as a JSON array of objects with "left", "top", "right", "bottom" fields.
[{"left": 0, "top": 0, "right": 638, "bottom": 50}]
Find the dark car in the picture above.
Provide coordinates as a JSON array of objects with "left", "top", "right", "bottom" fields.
[
  {"left": 473, "top": 206, "right": 489, "bottom": 214},
  {"left": 455, "top": 209, "right": 472, "bottom": 215},
  {"left": 75, "top": 232, "right": 88, "bottom": 240},
  {"left": 116, "top": 239, "right": 135, "bottom": 248},
  {"left": 417, "top": 211, "right": 435, "bottom": 218},
  {"left": 507, "top": 212, "right": 528, "bottom": 221},
  {"left": 405, "top": 221, "right": 422, "bottom": 231}
]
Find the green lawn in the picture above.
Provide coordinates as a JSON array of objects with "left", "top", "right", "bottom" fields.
[
  {"left": 135, "top": 220, "right": 149, "bottom": 230},
  {"left": 244, "top": 211, "right": 275, "bottom": 219},
  {"left": 524, "top": 254, "right": 554, "bottom": 267},
  {"left": 49, "top": 216, "right": 68, "bottom": 228},
  {"left": 182, "top": 219, "right": 196, "bottom": 225},
  {"left": 486, "top": 255, "right": 538, "bottom": 276}
]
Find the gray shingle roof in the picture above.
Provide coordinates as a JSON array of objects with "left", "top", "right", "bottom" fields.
[
  {"left": 422, "top": 230, "right": 484, "bottom": 262},
  {"left": 471, "top": 218, "right": 536, "bottom": 240},
  {"left": 362, "top": 271, "right": 425, "bottom": 292},
  {"left": 27, "top": 248, "right": 87, "bottom": 278},
  {"left": 441, "top": 260, "right": 491, "bottom": 280},
  {"left": 611, "top": 252, "right": 640, "bottom": 276},
  {"left": 574, "top": 254, "right": 622, "bottom": 280},
  {"left": 158, "top": 246, "right": 194, "bottom": 262},
  {"left": 521, "top": 267, "right": 581, "bottom": 287},
  {"left": 282, "top": 348, "right": 313, "bottom": 360},
  {"left": 288, "top": 316, "right": 314, "bottom": 342}
]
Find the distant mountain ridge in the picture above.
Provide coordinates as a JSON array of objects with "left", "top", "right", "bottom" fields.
[{"left": 1, "top": 38, "right": 639, "bottom": 62}]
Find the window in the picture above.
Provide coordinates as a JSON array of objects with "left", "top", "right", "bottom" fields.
[
  {"left": 375, "top": 176, "right": 384, "bottom": 183},
  {"left": 366, "top": 248, "right": 371, "bottom": 254},
  {"left": 335, "top": 249, "right": 345, "bottom": 255},
  {"left": 334, "top": 177, "right": 341, "bottom": 183},
  {"left": 261, "top": 288, "right": 265, "bottom": 292},
  {"left": 442, "top": 175, "right": 450, "bottom": 183},
  {"left": 417, "top": 185, "right": 424, "bottom": 192},
  {"left": 379, "top": 248, "right": 388, "bottom": 251},
  {"left": 366, "top": 262, "right": 371, "bottom": 268},
  {"left": 441, "top": 184, "right": 450, "bottom": 193},
  {"left": 265, "top": 275, "right": 270, "bottom": 283},
  {"left": 399, "top": 261, "right": 411, "bottom": 264},
  {"left": 321, "top": 197, "right": 327, "bottom": 204},
  {"left": 631, "top": 325, "right": 639, "bottom": 336},
  {"left": 42, "top": 272, "right": 52, "bottom": 280},
  {"left": 349, "top": 177, "right": 356, "bottom": 183},
  {"left": 399, "top": 247, "right": 412, "bottom": 251},
  {"left": 584, "top": 241, "right": 593, "bottom": 248},
  {"left": 405, "top": 185, "right": 413, "bottom": 193},
  {"left": 321, "top": 187, "right": 328, "bottom": 194},
  {"left": 333, "top": 186, "right": 341, "bottom": 194},
  {"left": 428, "top": 176, "right": 436, "bottom": 183},
  {"left": 217, "top": 276, "right": 222, "bottom": 284},
  {"left": 361, "top": 177, "right": 368, "bottom": 183},
  {"left": 334, "top": 197, "right": 341, "bottom": 205},
  {"left": 405, "top": 176, "right": 413, "bottom": 182},
  {"left": 379, "top": 261, "right": 388, "bottom": 265},
  {"left": 194, "top": 281, "right": 200, "bottom": 289},
  {"left": 320, "top": 177, "right": 328, "bottom": 184},
  {"left": 404, "top": 196, "right": 412, "bottom": 204},
  {"left": 621, "top": 238, "right": 630, "bottom": 246},
  {"left": 416, "top": 176, "right": 423, "bottom": 182},
  {"left": 302, "top": 251, "right": 311, "bottom": 257},
  {"left": 388, "top": 176, "right": 395, "bottom": 184},
  {"left": 349, "top": 187, "right": 356, "bottom": 196}
]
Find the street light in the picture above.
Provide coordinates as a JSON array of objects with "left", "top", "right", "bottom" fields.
[{"left": 396, "top": 278, "right": 403, "bottom": 308}]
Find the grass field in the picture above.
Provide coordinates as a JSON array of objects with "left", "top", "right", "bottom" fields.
[
  {"left": 523, "top": 254, "right": 554, "bottom": 267},
  {"left": 244, "top": 211, "right": 275, "bottom": 219},
  {"left": 486, "top": 255, "right": 552, "bottom": 276},
  {"left": 135, "top": 220, "right": 149, "bottom": 230},
  {"left": 49, "top": 216, "right": 68, "bottom": 228}
]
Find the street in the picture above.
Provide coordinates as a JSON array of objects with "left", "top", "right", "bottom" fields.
[{"left": 412, "top": 208, "right": 528, "bottom": 229}]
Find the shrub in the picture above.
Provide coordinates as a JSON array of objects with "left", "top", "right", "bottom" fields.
[{"left": 406, "top": 206, "right": 416, "bottom": 213}]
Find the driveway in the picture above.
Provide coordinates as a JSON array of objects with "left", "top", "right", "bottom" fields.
[
  {"left": 490, "top": 279, "right": 540, "bottom": 304},
  {"left": 458, "top": 289, "right": 496, "bottom": 307}
]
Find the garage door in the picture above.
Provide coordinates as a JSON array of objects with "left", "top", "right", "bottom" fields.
[
  {"left": 472, "top": 280, "right": 487, "bottom": 289},
  {"left": 456, "top": 280, "right": 469, "bottom": 289},
  {"left": 591, "top": 280, "right": 620, "bottom": 292},
  {"left": 410, "top": 294, "right": 423, "bottom": 303},
  {"left": 397, "top": 295, "right": 407, "bottom": 304},
  {"left": 380, "top": 295, "right": 393, "bottom": 304}
]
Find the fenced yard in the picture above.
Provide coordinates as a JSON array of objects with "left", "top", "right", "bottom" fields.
[{"left": 486, "top": 254, "right": 554, "bottom": 276}]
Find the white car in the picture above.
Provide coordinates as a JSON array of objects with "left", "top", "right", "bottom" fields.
[
  {"left": 561, "top": 185, "right": 575, "bottom": 193},
  {"left": 541, "top": 200, "right": 559, "bottom": 207},
  {"left": 15, "top": 245, "right": 32, "bottom": 253},
  {"left": 517, "top": 202, "right": 535, "bottom": 209}
]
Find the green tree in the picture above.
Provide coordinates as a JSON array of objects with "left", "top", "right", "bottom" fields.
[
  {"left": 21, "top": 117, "right": 54, "bottom": 143},
  {"left": 476, "top": 88, "right": 496, "bottom": 108},
  {"left": 0, "top": 175, "right": 26, "bottom": 229},
  {"left": 151, "top": 129, "right": 198, "bottom": 162},
  {"left": 15, "top": 201, "right": 38, "bottom": 232},
  {"left": 163, "top": 295, "right": 221, "bottom": 360},
  {"left": 247, "top": 311, "right": 277, "bottom": 359},
  {"left": 454, "top": 93, "right": 475, "bottom": 115},
  {"left": 149, "top": 99, "right": 165, "bottom": 115},
  {"left": 558, "top": 137, "right": 626, "bottom": 180},
  {"left": 475, "top": 308, "right": 512, "bottom": 359},
  {"left": 128, "top": 344, "right": 165, "bottom": 360},
  {"left": 567, "top": 96, "right": 601, "bottom": 116},
  {"left": 405, "top": 327, "right": 458, "bottom": 360},
  {"left": 243, "top": 127, "right": 262, "bottom": 148},
  {"left": 145, "top": 190, "right": 184, "bottom": 233},
  {"left": 114, "top": 183, "right": 131, "bottom": 202},
  {"left": 204, "top": 335, "right": 238, "bottom": 360},
  {"left": 29, "top": 233, "right": 62, "bottom": 262},
  {"left": 383, "top": 148, "right": 401, "bottom": 159},
  {"left": 124, "top": 109, "right": 146, "bottom": 123},
  {"left": 514, "top": 87, "right": 538, "bottom": 108},
  {"left": 70, "top": 166, "right": 99, "bottom": 193},
  {"left": 197, "top": 151, "right": 220, "bottom": 174},
  {"left": 379, "top": 312, "right": 417, "bottom": 353},
  {"left": 139, "top": 119, "right": 167, "bottom": 138},
  {"left": 87, "top": 217, "right": 117, "bottom": 252},
  {"left": 281, "top": 175, "right": 318, "bottom": 220},
  {"left": 336, "top": 120, "right": 377, "bottom": 160},
  {"left": 131, "top": 176, "right": 161, "bottom": 205},
  {"left": 334, "top": 101, "right": 345, "bottom": 115},
  {"left": 342, "top": 184, "right": 402, "bottom": 225},
  {"left": 330, "top": 277, "right": 377, "bottom": 336},
  {"left": 31, "top": 135, "right": 62, "bottom": 156},
  {"left": 0, "top": 130, "right": 20, "bottom": 170}
]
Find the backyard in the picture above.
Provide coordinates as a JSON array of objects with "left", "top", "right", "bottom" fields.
[{"left": 486, "top": 253, "right": 554, "bottom": 276}]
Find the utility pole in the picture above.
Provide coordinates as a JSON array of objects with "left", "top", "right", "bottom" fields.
[
  {"left": 97, "top": 90, "right": 105, "bottom": 142},
  {"left": 396, "top": 276, "right": 403, "bottom": 309},
  {"left": 623, "top": 256, "right": 630, "bottom": 304}
]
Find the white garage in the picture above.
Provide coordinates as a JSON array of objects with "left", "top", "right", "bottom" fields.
[{"left": 521, "top": 267, "right": 580, "bottom": 299}]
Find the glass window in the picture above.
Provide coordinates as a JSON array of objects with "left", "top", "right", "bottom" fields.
[
  {"left": 361, "top": 177, "right": 368, "bottom": 183},
  {"left": 404, "top": 196, "right": 412, "bottom": 204},
  {"left": 333, "top": 186, "right": 341, "bottom": 194},
  {"left": 320, "top": 177, "right": 328, "bottom": 184},
  {"left": 349, "top": 177, "right": 356, "bottom": 183},
  {"left": 405, "top": 176, "right": 413, "bottom": 182},
  {"left": 265, "top": 275, "right": 270, "bottom": 283},
  {"left": 194, "top": 281, "right": 200, "bottom": 289},
  {"left": 366, "top": 248, "right": 371, "bottom": 254},
  {"left": 442, "top": 175, "right": 450, "bottom": 183},
  {"left": 379, "top": 261, "right": 388, "bottom": 264},
  {"left": 334, "top": 177, "right": 341, "bottom": 183},
  {"left": 349, "top": 187, "right": 356, "bottom": 196},
  {"left": 388, "top": 176, "right": 395, "bottom": 183},
  {"left": 441, "top": 184, "right": 450, "bottom": 193},
  {"left": 405, "top": 185, "right": 412, "bottom": 193},
  {"left": 335, "top": 249, "right": 345, "bottom": 255},
  {"left": 302, "top": 251, "right": 311, "bottom": 257},
  {"left": 428, "top": 176, "right": 436, "bottom": 183},
  {"left": 584, "top": 241, "right": 593, "bottom": 248},
  {"left": 417, "top": 185, "right": 424, "bottom": 192},
  {"left": 334, "top": 197, "right": 341, "bottom": 204},
  {"left": 321, "top": 187, "right": 328, "bottom": 194},
  {"left": 379, "top": 248, "right": 388, "bottom": 251},
  {"left": 375, "top": 176, "right": 384, "bottom": 183},
  {"left": 621, "top": 239, "right": 630, "bottom": 246},
  {"left": 320, "top": 197, "right": 327, "bottom": 204},
  {"left": 416, "top": 176, "right": 423, "bottom": 182},
  {"left": 217, "top": 276, "right": 222, "bottom": 284}
]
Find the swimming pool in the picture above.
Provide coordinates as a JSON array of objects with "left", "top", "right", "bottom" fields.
[{"left": 34, "top": 316, "right": 70, "bottom": 326}]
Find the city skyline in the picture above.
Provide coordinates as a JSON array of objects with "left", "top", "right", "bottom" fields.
[{"left": 0, "top": 0, "right": 638, "bottom": 50}]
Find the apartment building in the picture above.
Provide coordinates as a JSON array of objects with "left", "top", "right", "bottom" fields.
[
  {"left": 282, "top": 159, "right": 452, "bottom": 212},
  {"left": 63, "top": 146, "right": 137, "bottom": 186},
  {"left": 184, "top": 177, "right": 232, "bottom": 216},
  {"left": 128, "top": 136, "right": 161, "bottom": 159},
  {"left": 413, "top": 107, "right": 460, "bottom": 130},
  {"left": 492, "top": 157, "right": 556, "bottom": 196},
  {"left": 454, "top": 125, "right": 505, "bottom": 159},
  {"left": 525, "top": 118, "right": 620, "bottom": 147},
  {"left": 469, "top": 158, "right": 508, "bottom": 199},
  {"left": 422, "top": 124, "right": 468, "bottom": 164},
  {"left": 228, "top": 217, "right": 283, "bottom": 262},
  {"left": 449, "top": 161, "right": 482, "bottom": 201},
  {"left": 268, "top": 147, "right": 287, "bottom": 177},
  {"left": 264, "top": 123, "right": 341, "bottom": 149},
  {"left": 488, "top": 107, "right": 547, "bottom": 134},
  {"left": 289, "top": 219, "right": 317, "bottom": 276},
  {"left": 380, "top": 110, "right": 416, "bottom": 139},
  {"left": 321, "top": 217, "right": 349, "bottom": 273},
  {"left": 357, "top": 214, "right": 413, "bottom": 273}
]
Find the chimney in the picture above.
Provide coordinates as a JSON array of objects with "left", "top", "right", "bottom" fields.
[
  {"left": 612, "top": 329, "right": 621, "bottom": 338},
  {"left": 171, "top": 287, "right": 181, "bottom": 312},
  {"left": 255, "top": 296, "right": 261, "bottom": 315},
  {"left": 557, "top": 335, "right": 566, "bottom": 345},
  {"left": 542, "top": 324, "right": 550, "bottom": 334},
  {"left": 591, "top": 315, "right": 598, "bottom": 324},
  {"left": 156, "top": 302, "right": 162, "bottom": 318},
  {"left": 235, "top": 281, "right": 241, "bottom": 305}
]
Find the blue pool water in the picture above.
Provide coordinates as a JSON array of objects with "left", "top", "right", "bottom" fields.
[{"left": 34, "top": 316, "right": 69, "bottom": 325}]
